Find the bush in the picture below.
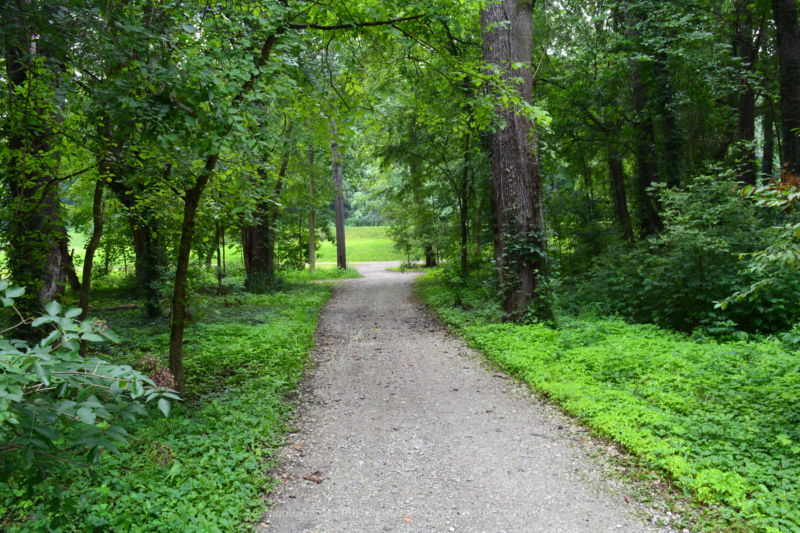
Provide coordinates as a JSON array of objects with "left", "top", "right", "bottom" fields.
[
  {"left": 0, "top": 284, "right": 177, "bottom": 529},
  {"left": 559, "top": 175, "right": 800, "bottom": 334}
]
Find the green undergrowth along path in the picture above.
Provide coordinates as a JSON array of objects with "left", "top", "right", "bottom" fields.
[
  {"left": 416, "top": 269, "right": 800, "bottom": 533},
  {"left": 0, "top": 284, "right": 332, "bottom": 532}
]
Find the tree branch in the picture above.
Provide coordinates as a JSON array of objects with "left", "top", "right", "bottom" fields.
[{"left": 288, "top": 14, "right": 424, "bottom": 30}]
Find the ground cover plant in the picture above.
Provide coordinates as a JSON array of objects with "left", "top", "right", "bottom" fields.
[
  {"left": 416, "top": 269, "right": 800, "bottom": 533},
  {"left": 0, "top": 278, "right": 332, "bottom": 532}
]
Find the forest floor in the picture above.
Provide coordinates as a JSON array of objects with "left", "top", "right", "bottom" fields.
[{"left": 260, "top": 262, "right": 671, "bottom": 533}]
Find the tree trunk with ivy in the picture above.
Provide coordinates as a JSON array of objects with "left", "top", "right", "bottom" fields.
[{"left": 481, "top": 0, "right": 552, "bottom": 323}]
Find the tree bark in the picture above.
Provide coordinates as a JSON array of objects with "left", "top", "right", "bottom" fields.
[
  {"left": 169, "top": 156, "right": 216, "bottom": 393},
  {"left": 734, "top": 9, "right": 764, "bottom": 185},
  {"left": 481, "top": 0, "right": 551, "bottom": 323},
  {"left": 77, "top": 176, "right": 105, "bottom": 355},
  {"left": 4, "top": 32, "right": 67, "bottom": 316},
  {"left": 772, "top": 0, "right": 800, "bottom": 174},
  {"left": 762, "top": 112, "right": 776, "bottom": 180},
  {"left": 631, "top": 65, "right": 663, "bottom": 235},
  {"left": 608, "top": 151, "right": 635, "bottom": 242},
  {"left": 460, "top": 133, "right": 471, "bottom": 277},
  {"left": 309, "top": 145, "right": 316, "bottom": 272},
  {"left": 330, "top": 115, "right": 347, "bottom": 270},
  {"left": 243, "top": 126, "right": 293, "bottom": 286}
]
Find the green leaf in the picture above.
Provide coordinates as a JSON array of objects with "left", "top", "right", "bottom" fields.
[
  {"left": 183, "top": 23, "right": 196, "bottom": 34},
  {"left": 45, "top": 301, "right": 62, "bottom": 316},
  {"left": 102, "top": 329, "right": 120, "bottom": 343},
  {"left": 1, "top": 297, "right": 14, "bottom": 307},
  {"left": 158, "top": 398, "right": 171, "bottom": 418},
  {"left": 0, "top": 281, "right": 7, "bottom": 292},
  {"left": 76, "top": 407, "right": 96, "bottom": 426},
  {"left": 81, "top": 333, "right": 105, "bottom": 343},
  {"left": 33, "top": 426, "right": 61, "bottom": 442},
  {"left": 86, "top": 445, "right": 100, "bottom": 464},
  {"left": 64, "top": 308, "right": 82, "bottom": 318},
  {"left": 5, "top": 287, "right": 24, "bottom": 298}
]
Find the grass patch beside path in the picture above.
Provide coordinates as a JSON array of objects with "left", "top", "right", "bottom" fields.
[
  {"left": 283, "top": 266, "right": 361, "bottom": 282},
  {"left": 0, "top": 283, "right": 332, "bottom": 532},
  {"left": 416, "top": 268, "right": 800, "bottom": 533},
  {"left": 316, "top": 226, "right": 404, "bottom": 262}
]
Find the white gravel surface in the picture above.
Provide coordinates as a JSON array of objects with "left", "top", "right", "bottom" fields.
[{"left": 257, "top": 262, "right": 673, "bottom": 533}]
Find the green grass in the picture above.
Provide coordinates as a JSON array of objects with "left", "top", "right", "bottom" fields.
[
  {"left": 282, "top": 266, "right": 361, "bottom": 282},
  {"left": 315, "top": 226, "right": 404, "bottom": 262},
  {"left": 416, "top": 268, "right": 800, "bottom": 533},
  {"left": 0, "top": 281, "right": 332, "bottom": 532}
]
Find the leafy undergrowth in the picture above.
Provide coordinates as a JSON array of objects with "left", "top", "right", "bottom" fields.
[
  {"left": 416, "top": 269, "right": 800, "bottom": 533},
  {"left": 0, "top": 283, "right": 332, "bottom": 532}
]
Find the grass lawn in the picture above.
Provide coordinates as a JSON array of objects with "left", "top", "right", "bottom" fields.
[{"left": 314, "top": 226, "right": 404, "bottom": 262}]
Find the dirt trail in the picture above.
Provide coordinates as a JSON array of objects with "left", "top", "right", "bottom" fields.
[{"left": 259, "top": 263, "right": 670, "bottom": 533}]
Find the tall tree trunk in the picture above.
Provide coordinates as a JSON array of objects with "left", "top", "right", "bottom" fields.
[
  {"left": 631, "top": 66, "right": 663, "bottom": 235},
  {"left": 330, "top": 115, "right": 347, "bottom": 270},
  {"left": 460, "top": 134, "right": 471, "bottom": 277},
  {"left": 772, "top": 0, "right": 800, "bottom": 174},
  {"left": 734, "top": 10, "right": 763, "bottom": 185},
  {"left": 309, "top": 145, "right": 316, "bottom": 272},
  {"left": 608, "top": 151, "right": 635, "bottom": 242},
  {"left": 762, "top": 112, "right": 776, "bottom": 180},
  {"left": 482, "top": 0, "right": 551, "bottom": 323},
  {"left": 474, "top": 187, "right": 483, "bottom": 260},
  {"left": 4, "top": 33, "right": 67, "bottom": 316}
]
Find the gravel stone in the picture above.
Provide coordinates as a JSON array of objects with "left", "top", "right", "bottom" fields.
[{"left": 258, "top": 262, "right": 670, "bottom": 533}]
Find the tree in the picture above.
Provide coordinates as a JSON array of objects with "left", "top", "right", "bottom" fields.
[{"left": 481, "top": 0, "right": 552, "bottom": 323}]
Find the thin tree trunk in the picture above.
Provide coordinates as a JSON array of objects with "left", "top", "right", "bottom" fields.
[
  {"left": 460, "top": 133, "right": 471, "bottom": 277},
  {"left": 762, "top": 112, "right": 776, "bottom": 180},
  {"left": 330, "top": 115, "right": 347, "bottom": 270},
  {"left": 216, "top": 219, "right": 222, "bottom": 292},
  {"left": 772, "top": 0, "right": 800, "bottom": 174},
  {"left": 169, "top": 156, "right": 217, "bottom": 393},
  {"left": 309, "top": 146, "right": 316, "bottom": 272},
  {"left": 608, "top": 152, "right": 635, "bottom": 242},
  {"left": 78, "top": 176, "right": 105, "bottom": 355}
]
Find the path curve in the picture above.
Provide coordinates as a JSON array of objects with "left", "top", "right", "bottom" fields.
[{"left": 260, "top": 263, "right": 669, "bottom": 533}]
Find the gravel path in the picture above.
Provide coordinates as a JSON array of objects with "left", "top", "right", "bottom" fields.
[{"left": 259, "top": 263, "right": 671, "bottom": 533}]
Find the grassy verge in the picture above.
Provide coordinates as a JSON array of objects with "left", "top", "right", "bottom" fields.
[
  {"left": 416, "top": 268, "right": 800, "bottom": 533},
  {"left": 282, "top": 266, "right": 361, "bottom": 282},
  {"left": 0, "top": 282, "right": 332, "bottom": 532}
]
